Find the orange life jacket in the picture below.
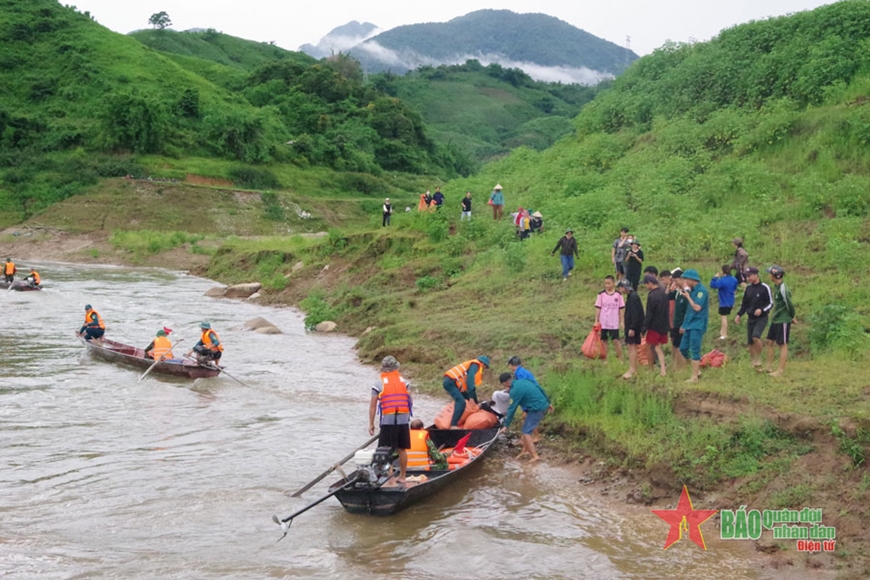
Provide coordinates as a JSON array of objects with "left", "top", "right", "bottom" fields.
[
  {"left": 151, "top": 336, "right": 173, "bottom": 360},
  {"left": 378, "top": 369, "right": 411, "bottom": 415},
  {"left": 201, "top": 329, "right": 223, "bottom": 352},
  {"left": 407, "top": 429, "right": 430, "bottom": 468},
  {"left": 443, "top": 359, "right": 485, "bottom": 393},
  {"left": 85, "top": 309, "right": 105, "bottom": 329},
  {"left": 30, "top": 271, "right": 40, "bottom": 285},
  {"left": 4, "top": 261, "right": 15, "bottom": 275}
]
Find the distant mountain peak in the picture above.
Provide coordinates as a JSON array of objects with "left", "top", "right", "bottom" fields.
[{"left": 299, "top": 20, "right": 379, "bottom": 59}]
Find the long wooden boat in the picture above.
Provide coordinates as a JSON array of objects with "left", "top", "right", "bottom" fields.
[
  {"left": 328, "top": 427, "right": 500, "bottom": 516},
  {"left": 76, "top": 335, "right": 222, "bottom": 379},
  {"left": 0, "top": 281, "right": 42, "bottom": 291}
]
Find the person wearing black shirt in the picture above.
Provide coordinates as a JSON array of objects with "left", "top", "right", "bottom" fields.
[
  {"left": 460, "top": 192, "right": 472, "bottom": 220},
  {"left": 623, "top": 239, "right": 644, "bottom": 292},
  {"left": 617, "top": 279, "right": 644, "bottom": 379},
  {"left": 734, "top": 267, "right": 773, "bottom": 369},
  {"left": 382, "top": 198, "right": 392, "bottom": 227},
  {"left": 642, "top": 274, "right": 669, "bottom": 376},
  {"left": 551, "top": 229, "right": 579, "bottom": 281}
]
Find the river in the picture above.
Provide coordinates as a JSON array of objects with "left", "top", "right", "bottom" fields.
[{"left": 0, "top": 263, "right": 809, "bottom": 579}]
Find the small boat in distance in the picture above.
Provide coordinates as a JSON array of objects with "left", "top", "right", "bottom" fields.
[
  {"left": 76, "top": 335, "right": 222, "bottom": 379},
  {"left": 0, "top": 281, "right": 42, "bottom": 291},
  {"left": 329, "top": 427, "right": 500, "bottom": 516}
]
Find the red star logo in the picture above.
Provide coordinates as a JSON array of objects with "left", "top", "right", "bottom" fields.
[{"left": 651, "top": 486, "right": 718, "bottom": 550}]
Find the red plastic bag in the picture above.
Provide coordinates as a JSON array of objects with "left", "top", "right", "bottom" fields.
[
  {"left": 700, "top": 349, "right": 727, "bottom": 368},
  {"left": 581, "top": 324, "right": 607, "bottom": 359},
  {"left": 637, "top": 337, "right": 653, "bottom": 366}
]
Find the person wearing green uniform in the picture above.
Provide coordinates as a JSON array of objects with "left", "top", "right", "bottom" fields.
[
  {"left": 678, "top": 269, "right": 709, "bottom": 383},
  {"left": 765, "top": 265, "right": 796, "bottom": 377}
]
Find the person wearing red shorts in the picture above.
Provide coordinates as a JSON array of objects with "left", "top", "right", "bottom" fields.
[{"left": 642, "top": 274, "right": 670, "bottom": 376}]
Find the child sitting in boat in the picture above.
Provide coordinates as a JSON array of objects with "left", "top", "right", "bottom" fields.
[{"left": 408, "top": 419, "right": 450, "bottom": 470}]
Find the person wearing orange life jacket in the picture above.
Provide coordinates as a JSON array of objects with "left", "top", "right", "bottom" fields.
[
  {"left": 4, "top": 258, "right": 16, "bottom": 283},
  {"left": 188, "top": 321, "right": 223, "bottom": 364},
  {"left": 407, "top": 419, "right": 450, "bottom": 470},
  {"left": 26, "top": 268, "right": 40, "bottom": 287},
  {"left": 79, "top": 304, "right": 105, "bottom": 341},
  {"left": 442, "top": 356, "right": 490, "bottom": 428},
  {"left": 369, "top": 356, "right": 413, "bottom": 483},
  {"left": 144, "top": 329, "right": 174, "bottom": 360}
]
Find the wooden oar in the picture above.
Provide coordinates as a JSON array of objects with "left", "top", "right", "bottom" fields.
[
  {"left": 138, "top": 338, "right": 185, "bottom": 382},
  {"left": 183, "top": 355, "right": 252, "bottom": 388},
  {"left": 272, "top": 477, "right": 359, "bottom": 541},
  {"left": 289, "top": 434, "right": 379, "bottom": 497}
]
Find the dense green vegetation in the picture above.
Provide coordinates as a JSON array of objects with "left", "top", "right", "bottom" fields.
[
  {"left": 370, "top": 60, "right": 601, "bottom": 163},
  {"left": 0, "top": 0, "right": 462, "bottom": 225},
  {"left": 350, "top": 9, "right": 637, "bottom": 76}
]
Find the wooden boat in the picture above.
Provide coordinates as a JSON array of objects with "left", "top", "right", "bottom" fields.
[
  {"left": 76, "top": 335, "right": 222, "bottom": 379},
  {"left": 328, "top": 427, "right": 500, "bottom": 516},
  {"left": 0, "top": 281, "right": 42, "bottom": 291}
]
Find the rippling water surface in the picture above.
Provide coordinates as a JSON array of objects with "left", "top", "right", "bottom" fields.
[{"left": 0, "top": 263, "right": 794, "bottom": 579}]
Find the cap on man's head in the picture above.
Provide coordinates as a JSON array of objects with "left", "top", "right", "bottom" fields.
[
  {"left": 767, "top": 265, "right": 785, "bottom": 278},
  {"left": 85, "top": 304, "right": 92, "bottom": 310},
  {"left": 200, "top": 322, "right": 211, "bottom": 329},
  {"left": 498, "top": 372, "right": 513, "bottom": 384},
  {"left": 630, "top": 238, "right": 641, "bottom": 245},
  {"left": 732, "top": 237, "right": 743, "bottom": 245},
  {"left": 477, "top": 355, "right": 490, "bottom": 367},
  {"left": 381, "top": 355, "right": 399, "bottom": 370},
  {"left": 681, "top": 269, "right": 701, "bottom": 282},
  {"left": 744, "top": 266, "right": 760, "bottom": 275},
  {"left": 157, "top": 329, "right": 167, "bottom": 337},
  {"left": 565, "top": 228, "right": 573, "bottom": 234},
  {"left": 616, "top": 279, "right": 633, "bottom": 290},
  {"left": 643, "top": 274, "right": 658, "bottom": 285}
]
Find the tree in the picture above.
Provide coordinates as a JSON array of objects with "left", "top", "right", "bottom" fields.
[{"left": 148, "top": 12, "right": 171, "bottom": 30}]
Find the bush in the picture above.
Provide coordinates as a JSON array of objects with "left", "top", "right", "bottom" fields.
[
  {"left": 300, "top": 292, "right": 337, "bottom": 330},
  {"left": 230, "top": 166, "right": 281, "bottom": 189},
  {"left": 806, "top": 305, "right": 869, "bottom": 359}
]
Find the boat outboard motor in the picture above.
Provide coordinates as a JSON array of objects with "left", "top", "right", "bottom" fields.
[{"left": 351, "top": 446, "right": 395, "bottom": 488}]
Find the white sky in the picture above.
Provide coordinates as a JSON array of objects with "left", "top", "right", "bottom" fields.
[{"left": 68, "top": 0, "right": 835, "bottom": 56}]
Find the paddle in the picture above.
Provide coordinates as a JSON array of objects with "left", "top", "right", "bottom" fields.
[
  {"left": 272, "top": 477, "right": 359, "bottom": 541},
  {"left": 138, "top": 338, "right": 185, "bottom": 382},
  {"left": 183, "top": 354, "right": 252, "bottom": 388},
  {"left": 289, "top": 434, "right": 379, "bottom": 497}
]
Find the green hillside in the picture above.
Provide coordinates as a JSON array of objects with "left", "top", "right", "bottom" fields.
[
  {"left": 0, "top": 0, "right": 461, "bottom": 226},
  {"left": 370, "top": 61, "right": 599, "bottom": 162}
]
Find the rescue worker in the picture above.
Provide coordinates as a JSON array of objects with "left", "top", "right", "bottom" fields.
[
  {"left": 4, "top": 258, "right": 16, "bottom": 283},
  {"left": 188, "top": 322, "right": 223, "bottom": 364},
  {"left": 26, "top": 268, "right": 40, "bottom": 287},
  {"left": 144, "top": 329, "right": 173, "bottom": 360},
  {"left": 408, "top": 419, "right": 449, "bottom": 470},
  {"left": 79, "top": 304, "right": 105, "bottom": 341},
  {"left": 442, "top": 356, "right": 490, "bottom": 428},
  {"left": 369, "top": 356, "right": 412, "bottom": 483}
]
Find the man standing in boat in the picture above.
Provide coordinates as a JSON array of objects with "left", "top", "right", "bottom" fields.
[
  {"left": 188, "top": 322, "right": 223, "bottom": 365},
  {"left": 4, "top": 258, "right": 16, "bottom": 283},
  {"left": 144, "top": 329, "right": 174, "bottom": 361},
  {"left": 369, "top": 356, "right": 412, "bottom": 484},
  {"left": 79, "top": 304, "right": 105, "bottom": 341},
  {"left": 442, "top": 356, "right": 490, "bottom": 428}
]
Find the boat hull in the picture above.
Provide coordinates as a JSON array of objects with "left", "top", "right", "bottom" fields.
[
  {"left": 77, "top": 336, "right": 221, "bottom": 379},
  {"left": 330, "top": 428, "right": 500, "bottom": 516},
  {"left": 0, "top": 281, "right": 42, "bottom": 291}
]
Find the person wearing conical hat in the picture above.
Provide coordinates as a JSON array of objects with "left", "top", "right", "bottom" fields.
[{"left": 488, "top": 184, "right": 504, "bottom": 220}]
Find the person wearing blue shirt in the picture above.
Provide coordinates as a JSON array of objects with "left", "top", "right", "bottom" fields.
[
  {"left": 498, "top": 373, "right": 550, "bottom": 462},
  {"left": 709, "top": 264, "right": 738, "bottom": 341},
  {"left": 678, "top": 269, "right": 709, "bottom": 383}
]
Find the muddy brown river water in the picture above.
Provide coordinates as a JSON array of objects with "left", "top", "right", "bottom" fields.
[{"left": 0, "top": 263, "right": 822, "bottom": 579}]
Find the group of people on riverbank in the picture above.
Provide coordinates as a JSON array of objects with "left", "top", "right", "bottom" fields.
[
  {"left": 595, "top": 230, "right": 796, "bottom": 381},
  {"left": 370, "top": 353, "right": 552, "bottom": 480}
]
